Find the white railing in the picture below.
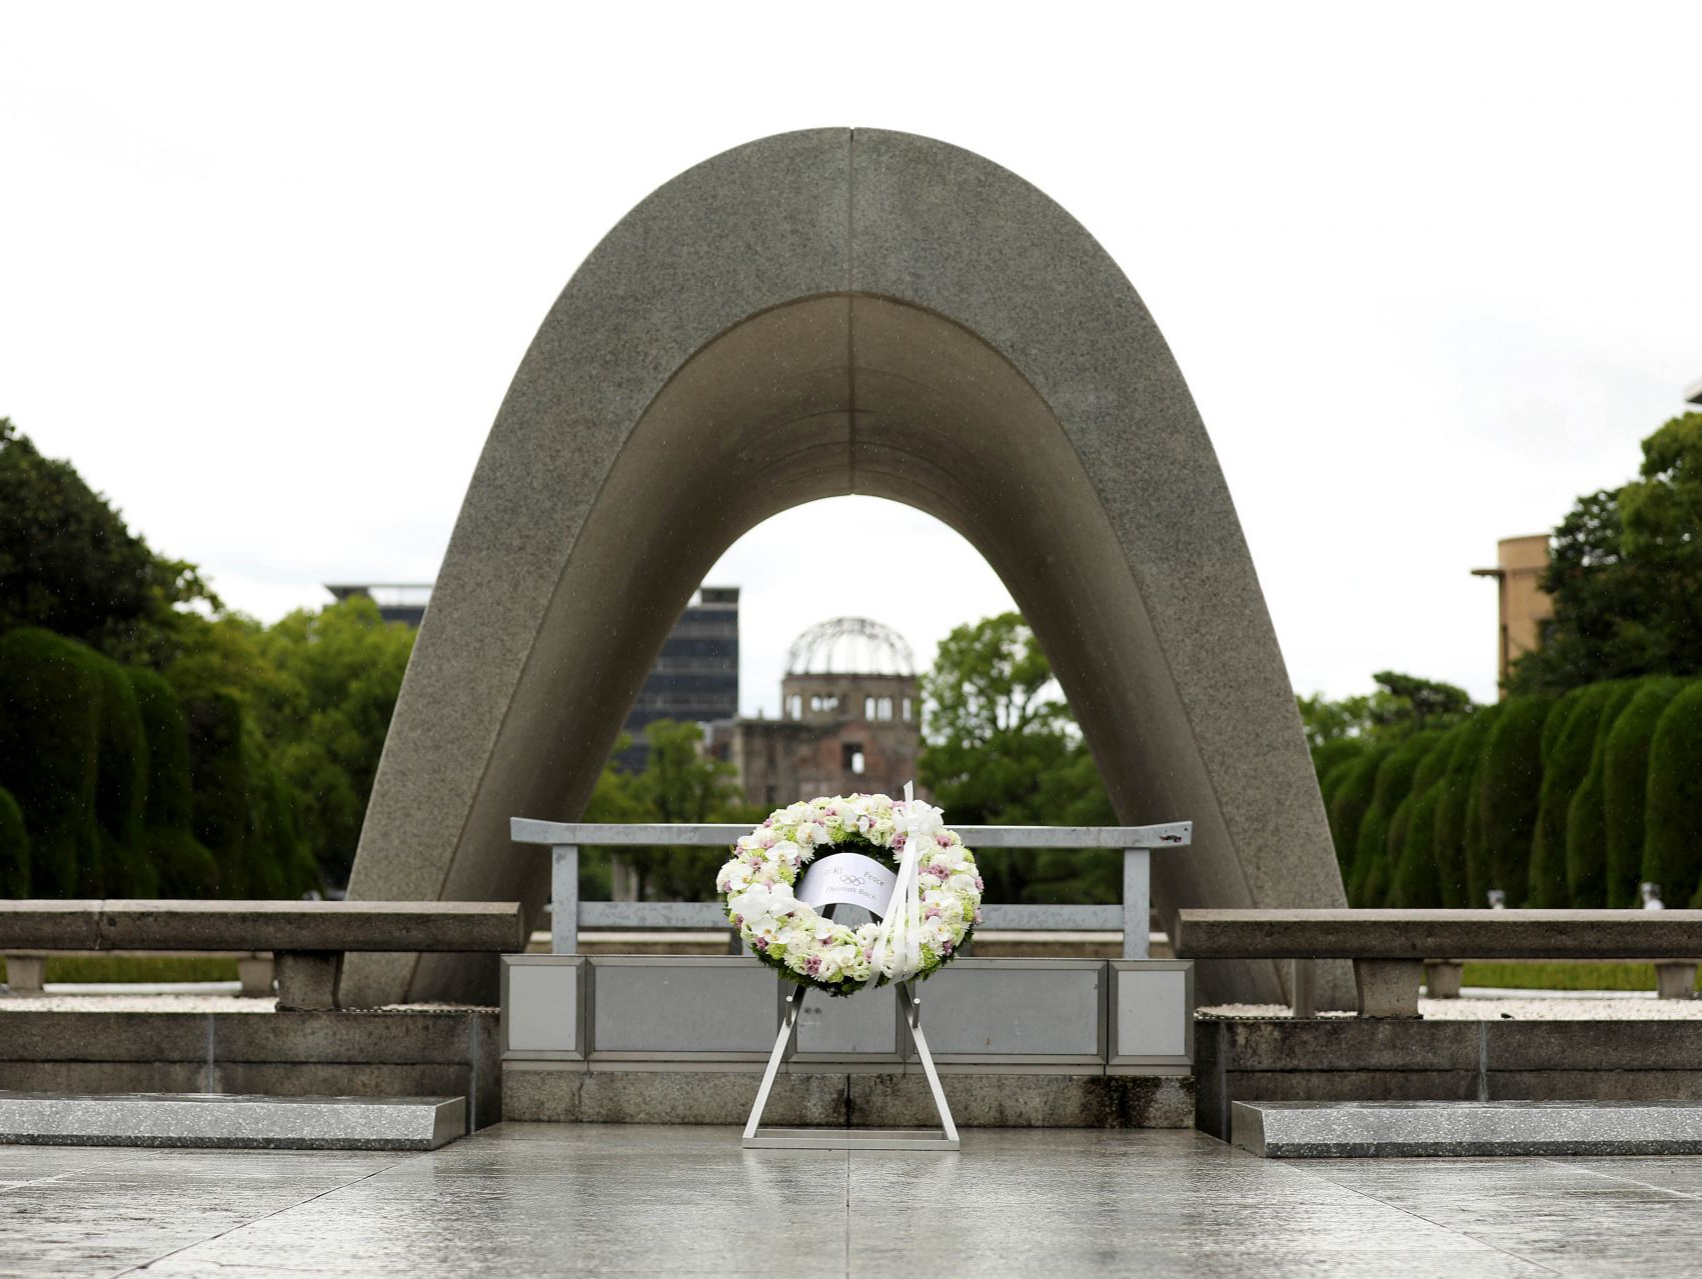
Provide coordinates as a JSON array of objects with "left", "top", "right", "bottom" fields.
[{"left": 509, "top": 818, "right": 1193, "bottom": 960}]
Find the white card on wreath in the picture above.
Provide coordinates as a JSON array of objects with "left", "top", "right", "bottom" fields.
[{"left": 796, "top": 852, "right": 897, "bottom": 917}]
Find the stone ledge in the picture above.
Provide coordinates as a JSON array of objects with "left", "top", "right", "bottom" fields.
[{"left": 503, "top": 1066, "right": 1192, "bottom": 1128}]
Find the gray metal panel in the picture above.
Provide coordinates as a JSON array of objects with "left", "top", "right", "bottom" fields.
[
  {"left": 1109, "top": 960, "right": 1193, "bottom": 1067},
  {"left": 916, "top": 959, "right": 1106, "bottom": 1063},
  {"left": 579, "top": 902, "right": 729, "bottom": 928},
  {"left": 590, "top": 957, "right": 779, "bottom": 1058},
  {"left": 976, "top": 904, "right": 1122, "bottom": 930},
  {"left": 501, "top": 955, "right": 585, "bottom": 1060},
  {"left": 514, "top": 818, "right": 1191, "bottom": 850},
  {"left": 794, "top": 984, "right": 901, "bottom": 1059}
]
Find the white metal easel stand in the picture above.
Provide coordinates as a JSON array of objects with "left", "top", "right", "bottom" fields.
[{"left": 742, "top": 980, "right": 960, "bottom": 1151}]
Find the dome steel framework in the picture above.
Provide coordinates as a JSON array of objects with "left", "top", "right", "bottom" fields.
[{"left": 784, "top": 617, "right": 916, "bottom": 677}]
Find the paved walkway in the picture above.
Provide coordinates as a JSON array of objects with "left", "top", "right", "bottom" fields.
[{"left": 5, "top": 1123, "right": 1702, "bottom": 1276}]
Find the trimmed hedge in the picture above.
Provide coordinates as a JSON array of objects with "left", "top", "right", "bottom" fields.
[
  {"left": 129, "top": 668, "right": 219, "bottom": 896},
  {"left": 1349, "top": 730, "right": 1443, "bottom": 906},
  {"left": 88, "top": 649, "right": 153, "bottom": 897},
  {"left": 1311, "top": 738, "right": 1366, "bottom": 788},
  {"left": 1645, "top": 683, "right": 1702, "bottom": 907},
  {"left": 0, "top": 785, "right": 27, "bottom": 896},
  {"left": 1603, "top": 679, "right": 1687, "bottom": 907},
  {"left": 1387, "top": 721, "right": 1465, "bottom": 908},
  {"left": 0, "top": 627, "right": 101, "bottom": 894},
  {"left": 1432, "top": 707, "right": 1497, "bottom": 909},
  {"left": 1327, "top": 744, "right": 1392, "bottom": 883},
  {"left": 1528, "top": 684, "right": 1617, "bottom": 907},
  {"left": 1476, "top": 695, "right": 1553, "bottom": 907},
  {"left": 183, "top": 692, "right": 316, "bottom": 899},
  {"left": 1562, "top": 681, "right": 1640, "bottom": 907}
]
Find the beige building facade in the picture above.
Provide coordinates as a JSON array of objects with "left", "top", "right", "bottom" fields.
[{"left": 1472, "top": 534, "right": 1553, "bottom": 692}]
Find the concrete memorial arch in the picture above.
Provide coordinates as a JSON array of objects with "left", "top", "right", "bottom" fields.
[{"left": 343, "top": 128, "right": 1349, "bottom": 1009}]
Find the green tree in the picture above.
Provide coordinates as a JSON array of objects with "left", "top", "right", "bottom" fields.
[
  {"left": 1561, "top": 681, "right": 1639, "bottom": 907},
  {"left": 1298, "top": 671, "right": 1474, "bottom": 757},
  {"left": 1348, "top": 730, "right": 1442, "bottom": 906},
  {"left": 251, "top": 596, "right": 416, "bottom": 888},
  {"left": 1326, "top": 744, "right": 1392, "bottom": 884},
  {"left": 0, "top": 786, "right": 28, "bottom": 897},
  {"left": 1386, "top": 722, "right": 1463, "bottom": 908},
  {"left": 918, "top": 614, "right": 1114, "bottom": 904},
  {"left": 1602, "top": 678, "right": 1687, "bottom": 906},
  {"left": 0, "top": 419, "right": 216, "bottom": 660},
  {"left": 1476, "top": 695, "right": 1553, "bottom": 906},
  {"left": 1512, "top": 413, "right": 1702, "bottom": 692},
  {"left": 1643, "top": 683, "right": 1702, "bottom": 907},
  {"left": 581, "top": 720, "right": 760, "bottom": 901},
  {"left": 1433, "top": 706, "right": 1498, "bottom": 908},
  {"left": 1527, "top": 684, "right": 1615, "bottom": 907}
]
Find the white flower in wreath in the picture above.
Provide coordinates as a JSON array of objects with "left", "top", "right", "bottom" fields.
[
  {"left": 769, "top": 840, "right": 804, "bottom": 871},
  {"left": 716, "top": 859, "right": 755, "bottom": 895},
  {"left": 730, "top": 882, "right": 798, "bottom": 938}
]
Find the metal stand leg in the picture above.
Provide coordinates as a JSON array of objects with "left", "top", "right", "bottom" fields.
[{"left": 742, "top": 981, "right": 960, "bottom": 1151}]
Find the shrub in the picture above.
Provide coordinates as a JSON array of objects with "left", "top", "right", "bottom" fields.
[
  {"left": 1528, "top": 684, "right": 1617, "bottom": 907},
  {"left": 1320, "top": 754, "right": 1364, "bottom": 811},
  {"left": 1476, "top": 695, "right": 1553, "bottom": 907},
  {"left": 183, "top": 692, "right": 315, "bottom": 899},
  {"left": 87, "top": 649, "right": 153, "bottom": 896},
  {"left": 1387, "top": 721, "right": 1465, "bottom": 908},
  {"left": 1311, "top": 738, "right": 1366, "bottom": 788},
  {"left": 1433, "top": 706, "right": 1498, "bottom": 908},
  {"left": 0, "top": 628, "right": 101, "bottom": 894},
  {"left": 129, "top": 668, "right": 219, "bottom": 896},
  {"left": 1645, "top": 684, "right": 1702, "bottom": 907},
  {"left": 0, "top": 785, "right": 28, "bottom": 896},
  {"left": 1603, "top": 679, "right": 1687, "bottom": 907},
  {"left": 1563, "top": 681, "right": 1640, "bottom": 907},
  {"left": 1349, "top": 730, "right": 1443, "bottom": 906},
  {"left": 1326, "top": 744, "right": 1392, "bottom": 882}
]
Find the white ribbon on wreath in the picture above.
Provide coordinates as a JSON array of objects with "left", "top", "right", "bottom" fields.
[{"left": 867, "top": 781, "right": 944, "bottom": 983}]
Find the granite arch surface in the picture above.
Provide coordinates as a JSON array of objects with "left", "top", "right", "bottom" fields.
[{"left": 344, "top": 128, "right": 1349, "bottom": 1008}]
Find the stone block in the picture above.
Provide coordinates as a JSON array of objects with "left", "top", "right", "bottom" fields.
[
  {"left": 97, "top": 900, "right": 524, "bottom": 954},
  {"left": 1425, "top": 960, "right": 1463, "bottom": 998},
  {"left": 1233, "top": 1098, "right": 1702, "bottom": 1158},
  {"left": 275, "top": 952, "right": 342, "bottom": 1011},
  {"left": 503, "top": 1067, "right": 845, "bottom": 1126},
  {"left": 237, "top": 955, "right": 274, "bottom": 997},
  {"left": 1485, "top": 1019, "right": 1702, "bottom": 1071},
  {"left": 849, "top": 1072, "right": 1192, "bottom": 1129},
  {"left": 0, "top": 1012, "right": 209, "bottom": 1062},
  {"left": 0, "top": 1061, "right": 208, "bottom": 1093},
  {"left": 1655, "top": 962, "right": 1696, "bottom": 999},
  {"left": 1354, "top": 958, "right": 1423, "bottom": 1018},
  {"left": 0, "top": 1090, "right": 463, "bottom": 1151},
  {"left": 2, "top": 953, "right": 46, "bottom": 994},
  {"left": 0, "top": 903, "right": 102, "bottom": 950},
  {"left": 213, "top": 1010, "right": 495, "bottom": 1065},
  {"left": 1489, "top": 1071, "right": 1702, "bottom": 1102},
  {"left": 1209, "top": 1017, "right": 1478, "bottom": 1072}
]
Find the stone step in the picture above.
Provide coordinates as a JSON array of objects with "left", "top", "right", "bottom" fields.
[
  {"left": 1233, "top": 1099, "right": 1702, "bottom": 1158},
  {"left": 0, "top": 1091, "right": 464, "bottom": 1151}
]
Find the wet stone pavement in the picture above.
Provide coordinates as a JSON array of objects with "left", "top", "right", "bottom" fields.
[{"left": 5, "top": 1123, "right": 1702, "bottom": 1276}]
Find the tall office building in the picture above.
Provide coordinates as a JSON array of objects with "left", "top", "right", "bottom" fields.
[{"left": 326, "top": 582, "right": 740, "bottom": 769}]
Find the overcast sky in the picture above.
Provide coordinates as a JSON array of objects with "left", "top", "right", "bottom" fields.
[{"left": 4, "top": 3, "right": 1699, "bottom": 715}]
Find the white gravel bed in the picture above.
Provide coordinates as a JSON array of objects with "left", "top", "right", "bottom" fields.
[{"left": 1204, "top": 990, "right": 1702, "bottom": 1020}]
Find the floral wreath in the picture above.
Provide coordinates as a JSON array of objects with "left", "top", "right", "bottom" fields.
[{"left": 717, "top": 792, "right": 983, "bottom": 997}]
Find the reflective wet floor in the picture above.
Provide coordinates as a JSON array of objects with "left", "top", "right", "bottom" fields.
[{"left": 5, "top": 1123, "right": 1702, "bottom": 1276}]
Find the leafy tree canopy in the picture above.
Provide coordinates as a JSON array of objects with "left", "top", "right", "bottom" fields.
[
  {"left": 0, "top": 419, "right": 217, "bottom": 658},
  {"left": 1298, "top": 671, "right": 1475, "bottom": 752},
  {"left": 1511, "top": 412, "right": 1702, "bottom": 692}
]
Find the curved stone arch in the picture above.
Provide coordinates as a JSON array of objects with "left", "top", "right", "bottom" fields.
[{"left": 344, "top": 128, "right": 1346, "bottom": 1007}]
